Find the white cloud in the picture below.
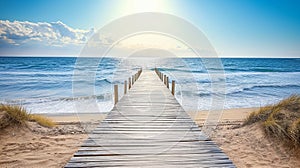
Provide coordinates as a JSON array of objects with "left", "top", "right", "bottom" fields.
[
  {"left": 0, "top": 20, "right": 204, "bottom": 57},
  {"left": 0, "top": 20, "right": 94, "bottom": 47}
]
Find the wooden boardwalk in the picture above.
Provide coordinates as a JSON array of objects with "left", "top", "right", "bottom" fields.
[{"left": 65, "top": 70, "right": 235, "bottom": 168}]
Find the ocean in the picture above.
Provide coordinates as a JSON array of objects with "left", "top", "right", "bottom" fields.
[{"left": 1, "top": 57, "right": 300, "bottom": 114}]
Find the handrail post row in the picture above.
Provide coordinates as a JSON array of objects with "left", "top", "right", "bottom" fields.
[
  {"left": 155, "top": 68, "right": 175, "bottom": 96},
  {"left": 113, "top": 69, "right": 141, "bottom": 105}
]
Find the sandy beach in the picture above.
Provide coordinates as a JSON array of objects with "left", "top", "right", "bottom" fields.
[
  {"left": 1, "top": 108, "right": 299, "bottom": 168},
  {"left": 0, "top": 113, "right": 107, "bottom": 168}
]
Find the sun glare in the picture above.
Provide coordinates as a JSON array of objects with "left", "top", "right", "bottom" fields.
[
  {"left": 107, "top": 33, "right": 196, "bottom": 57},
  {"left": 122, "top": 0, "right": 170, "bottom": 14}
]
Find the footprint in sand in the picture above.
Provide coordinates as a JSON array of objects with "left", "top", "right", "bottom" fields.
[{"left": 2, "top": 142, "right": 49, "bottom": 154}]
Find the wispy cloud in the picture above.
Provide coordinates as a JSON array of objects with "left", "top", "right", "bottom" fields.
[
  {"left": 0, "top": 20, "right": 95, "bottom": 55},
  {"left": 0, "top": 20, "right": 208, "bottom": 57}
]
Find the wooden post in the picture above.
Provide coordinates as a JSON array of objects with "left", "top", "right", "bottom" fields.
[
  {"left": 164, "top": 75, "right": 167, "bottom": 85},
  {"left": 129, "top": 77, "right": 131, "bottom": 89},
  {"left": 124, "top": 80, "right": 127, "bottom": 94},
  {"left": 139, "top": 68, "right": 142, "bottom": 77},
  {"left": 114, "top": 84, "right": 118, "bottom": 105},
  {"left": 166, "top": 77, "right": 169, "bottom": 88},
  {"left": 171, "top": 80, "right": 175, "bottom": 96}
]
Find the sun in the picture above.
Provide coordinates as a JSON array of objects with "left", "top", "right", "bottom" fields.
[
  {"left": 121, "top": 0, "right": 170, "bottom": 14},
  {"left": 131, "top": 0, "right": 166, "bottom": 12}
]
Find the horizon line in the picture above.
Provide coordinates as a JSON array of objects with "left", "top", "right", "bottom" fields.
[{"left": 1, "top": 55, "right": 300, "bottom": 58}]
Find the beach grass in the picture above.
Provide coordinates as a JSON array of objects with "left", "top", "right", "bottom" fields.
[
  {"left": 0, "top": 104, "right": 29, "bottom": 128},
  {"left": 0, "top": 104, "right": 56, "bottom": 128},
  {"left": 29, "top": 114, "right": 56, "bottom": 128},
  {"left": 244, "top": 95, "right": 300, "bottom": 147}
]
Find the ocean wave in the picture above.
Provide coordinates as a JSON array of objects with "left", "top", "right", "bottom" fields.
[
  {"left": 176, "top": 83, "right": 300, "bottom": 98},
  {"left": 176, "top": 90, "right": 212, "bottom": 98},
  {"left": 159, "top": 68, "right": 205, "bottom": 73},
  {"left": 1, "top": 93, "right": 113, "bottom": 106},
  {"left": 225, "top": 71, "right": 300, "bottom": 76},
  {"left": 0, "top": 71, "right": 73, "bottom": 76},
  {"left": 227, "top": 84, "right": 300, "bottom": 95},
  {"left": 225, "top": 67, "right": 300, "bottom": 73},
  {"left": 96, "top": 78, "right": 112, "bottom": 84}
]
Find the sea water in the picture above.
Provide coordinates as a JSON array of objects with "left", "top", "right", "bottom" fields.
[{"left": 0, "top": 57, "right": 299, "bottom": 113}]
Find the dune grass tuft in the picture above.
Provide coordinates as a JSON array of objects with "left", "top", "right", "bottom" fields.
[
  {"left": 0, "top": 104, "right": 29, "bottom": 128},
  {"left": 29, "top": 114, "right": 56, "bottom": 128},
  {"left": 0, "top": 104, "right": 55, "bottom": 129},
  {"left": 244, "top": 95, "right": 300, "bottom": 147}
]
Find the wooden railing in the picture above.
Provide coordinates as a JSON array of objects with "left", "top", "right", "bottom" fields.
[
  {"left": 154, "top": 68, "right": 175, "bottom": 96},
  {"left": 114, "top": 68, "right": 142, "bottom": 105}
]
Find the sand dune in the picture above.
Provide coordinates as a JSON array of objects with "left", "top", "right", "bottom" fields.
[
  {"left": 212, "top": 123, "right": 300, "bottom": 168},
  {"left": 189, "top": 108, "right": 300, "bottom": 168},
  {"left": 0, "top": 122, "right": 88, "bottom": 168}
]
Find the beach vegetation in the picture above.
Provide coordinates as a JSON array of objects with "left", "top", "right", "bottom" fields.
[
  {"left": 29, "top": 114, "right": 56, "bottom": 128},
  {"left": 0, "top": 104, "right": 29, "bottom": 128},
  {"left": 0, "top": 104, "right": 55, "bottom": 129},
  {"left": 244, "top": 95, "right": 300, "bottom": 147}
]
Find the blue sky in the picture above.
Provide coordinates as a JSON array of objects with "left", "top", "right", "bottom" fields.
[{"left": 0, "top": 0, "right": 299, "bottom": 57}]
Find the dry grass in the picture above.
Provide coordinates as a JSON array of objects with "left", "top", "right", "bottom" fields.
[
  {"left": 29, "top": 114, "right": 56, "bottom": 128},
  {"left": 244, "top": 95, "right": 300, "bottom": 147},
  {"left": 0, "top": 104, "right": 29, "bottom": 128},
  {"left": 0, "top": 104, "right": 55, "bottom": 129}
]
